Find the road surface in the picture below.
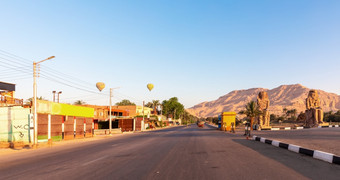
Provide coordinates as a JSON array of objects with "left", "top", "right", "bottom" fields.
[{"left": 0, "top": 125, "right": 340, "bottom": 180}]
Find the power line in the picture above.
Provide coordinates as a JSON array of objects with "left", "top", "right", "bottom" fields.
[
  {"left": 0, "top": 53, "right": 32, "bottom": 67},
  {"left": 0, "top": 60, "right": 32, "bottom": 75},
  {"left": 2, "top": 77, "right": 31, "bottom": 81},
  {"left": 40, "top": 64, "right": 95, "bottom": 88},
  {"left": 0, "top": 49, "right": 32, "bottom": 63},
  {"left": 0, "top": 49, "right": 144, "bottom": 104},
  {"left": 40, "top": 70, "right": 98, "bottom": 91},
  {"left": 0, "top": 67, "right": 32, "bottom": 73},
  {"left": 40, "top": 74, "right": 109, "bottom": 96},
  {"left": 0, "top": 74, "right": 31, "bottom": 79}
]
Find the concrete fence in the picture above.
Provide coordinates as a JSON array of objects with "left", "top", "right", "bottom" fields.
[
  {"left": 0, "top": 105, "right": 95, "bottom": 147},
  {"left": 0, "top": 107, "right": 31, "bottom": 146}
]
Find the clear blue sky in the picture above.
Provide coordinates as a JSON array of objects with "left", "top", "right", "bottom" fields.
[{"left": 1, "top": 0, "right": 339, "bottom": 108}]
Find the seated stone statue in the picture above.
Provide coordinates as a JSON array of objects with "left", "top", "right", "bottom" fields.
[
  {"left": 305, "top": 90, "right": 324, "bottom": 127},
  {"left": 256, "top": 91, "right": 270, "bottom": 128}
]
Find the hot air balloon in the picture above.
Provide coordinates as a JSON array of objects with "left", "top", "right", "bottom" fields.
[
  {"left": 96, "top": 82, "right": 105, "bottom": 92},
  {"left": 147, "top": 83, "right": 154, "bottom": 91}
]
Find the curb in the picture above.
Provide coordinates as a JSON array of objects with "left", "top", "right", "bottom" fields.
[
  {"left": 260, "top": 124, "right": 340, "bottom": 131},
  {"left": 318, "top": 125, "right": 340, "bottom": 128},
  {"left": 261, "top": 127, "right": 304, "bottom": 131},
  {"left": 252, "top": 135, "right": 340, "bottom": 165}
]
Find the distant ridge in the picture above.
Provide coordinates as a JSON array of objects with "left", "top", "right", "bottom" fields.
[{"left": 187, "top": 84, "right": 340, "bottom": 118}]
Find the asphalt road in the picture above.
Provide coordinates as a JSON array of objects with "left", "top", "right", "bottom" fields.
[{"left": 1, "top": 125, "right": 340, "bottom": 180}]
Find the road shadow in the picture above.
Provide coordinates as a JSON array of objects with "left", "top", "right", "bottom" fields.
[{"left": 232, "top": 138, "right": 340, "bottom": 179}]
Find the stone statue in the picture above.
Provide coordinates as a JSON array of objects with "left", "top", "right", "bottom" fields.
[
  {"left": 256, "top": 91, "right": 270, "bottom": 128},
  {"left": 305, "top": 90, "right": 324, "bottom": 127}
]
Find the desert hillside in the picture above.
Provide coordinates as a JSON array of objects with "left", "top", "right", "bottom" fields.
[{"left": 187, "top": 84, "right": 340, "bottom": 118}]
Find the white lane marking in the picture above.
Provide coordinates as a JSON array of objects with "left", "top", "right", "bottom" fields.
[
  {"left": 284, "top": 127, "right": 291, "bottom": 130},
  {"left": 313, "top": 150, "right": 334, "bottom": 163},
  {"left": 82, "top": 156, "right": 108, "bottom": 166}
]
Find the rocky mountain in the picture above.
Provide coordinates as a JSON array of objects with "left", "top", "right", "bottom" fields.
[{"left": 187, "top": 84, "right": 340, "bottom": 118}]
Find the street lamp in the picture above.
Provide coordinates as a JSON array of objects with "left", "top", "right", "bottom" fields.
[
  {"left": 57, "top": 91, "right": 62, "bottom": 103},
  {"left": 52, "top": 91, "right": 56, "bottom": 102},
  {"left": 33, "top": 56, "right": 55, "bottom": 146},
  {"left": 109, "top": 87, "right": 120, "bottom": 134}
]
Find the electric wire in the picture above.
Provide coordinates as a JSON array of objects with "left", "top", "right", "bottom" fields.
[
  {"left": 40, "top": 74, "right": 109, "bottom": 96},
  {"left": 40, "top": 64, "right": 95, "bottom": 88},
  {"left": 0, "top": 60, "right": 32, "bottom": 75},
  {"left": 0, "top": 49, "right": 145, "bottom": 104},
  {"left": 0, "top": 52, "right": 32, "bottom": 67},
  {"left": 40, "top": 70, "right": 100, "bottom": 92},
  {"left": 0, "top": 49, "right": 32, "bottom": 63}
]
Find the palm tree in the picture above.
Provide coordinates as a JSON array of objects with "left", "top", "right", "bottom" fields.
[
  {"left": 283, "top": 107, "right": 288, "bottom": 119},
  {"left": 239, "top": 101, "right": 262, "bottom": 132},
  {"left": 152, "top": 100, "right": 160, "bottom": 114},
  {"left": 292, "top": 109, "right": 297, "bottom": 118},
  {"left": 145, "top": 102, "right": 153, "bottom": 108}
]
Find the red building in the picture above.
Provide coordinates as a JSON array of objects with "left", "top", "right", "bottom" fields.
[{"left": 81, "top": 105, "right": 129, "bottom": 129}]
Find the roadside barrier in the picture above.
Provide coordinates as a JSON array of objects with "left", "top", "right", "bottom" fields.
[{"left": 252, "top": 135, "right": 340, "bottom": 165}]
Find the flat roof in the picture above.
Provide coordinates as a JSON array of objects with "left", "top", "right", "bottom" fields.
[{"left": 0, "top": 81, "right": 16, "bottom": 91}]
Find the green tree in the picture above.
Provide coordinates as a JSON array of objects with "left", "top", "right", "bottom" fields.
[
  {"left": 74, "top": 100, "right": 86, "bottom": 105},
  {"left": 162, "top": 97, "right": 184, "bottom": 119},
  {"left": 270, "top": 114, "right": 277, "bottom": 121},
  {"left": 115, "top": 99, "right": 136, "bottom": 106},
  {"left": 239, "top": 101, "right": 262, "bottom": 131}
]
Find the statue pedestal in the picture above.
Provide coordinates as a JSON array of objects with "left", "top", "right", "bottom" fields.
[
  {"left": 318, "top": 122, "right": 329, "bottom": 127},
  {"left": 259, "top": 126, "right": 271, "bottom": 130}
]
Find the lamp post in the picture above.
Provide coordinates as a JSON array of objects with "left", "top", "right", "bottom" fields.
[
  {"left": 109, "top": 87, "right": 120, "bottom": 134},
  {"left": 33, "top": 56, "right": 55, "bottom": 146},
  {"left": 109, "top": 88, "right": 112, "bottom": 134},
  {"left": 52, "top": 91, "right": 56, "bottom": 102},
  {"left": 57, "top": 91, "right": 62, "bottom": 103}
]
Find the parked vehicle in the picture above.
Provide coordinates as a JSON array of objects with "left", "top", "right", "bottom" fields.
[{"left": 197, "top": 121, "right": 204, "bottom": 128}]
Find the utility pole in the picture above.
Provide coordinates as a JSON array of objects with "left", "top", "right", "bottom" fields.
[
  {"left": 109, "top": 88, "right": 112, "bottom": 134},
  {"left": 109, "top": 87, "right": 119, "bottom": 134},
  {"left": 174, "top": 109, "right": 176, "bottom": 125},
  {"left": 33, "top": 56, "right": 55, "bottom": 146},
  {"left": 33, "top": 62, "right": 37, "bottom": 146},
  {"left": 142, "top": 101, "right": 145, "bottom": 131}
]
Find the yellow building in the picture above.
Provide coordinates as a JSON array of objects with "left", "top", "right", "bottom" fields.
[
  {"left": 113, "top": 105, "right": 153, "bottom": 117},
  {"left": 37, "top": 100, "right": 94, "bottom": 117},
  {"left": 221, "top": 112, "right": 236, "bottom": 131}
]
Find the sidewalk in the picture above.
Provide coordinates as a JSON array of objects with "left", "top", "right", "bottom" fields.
[
  {"left": 0, "top": 125, "right": 183, "bottom": 155},
  {"left": 0, "top": 133, "right": 125, "bottom": 156},
  {"left": 252, "top": 128, "right": 340, "bottom": 156}
]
